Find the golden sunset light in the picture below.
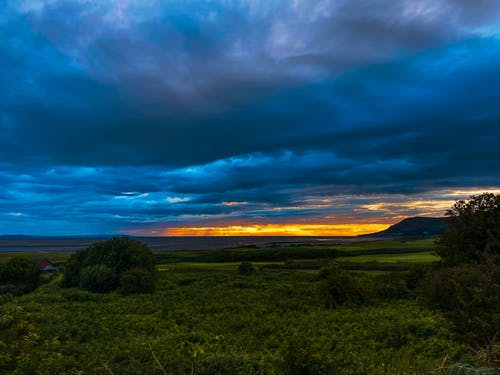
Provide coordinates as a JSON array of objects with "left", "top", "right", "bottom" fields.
[{"left": 163, "top": 223, "right": 391, "bottom": 236}]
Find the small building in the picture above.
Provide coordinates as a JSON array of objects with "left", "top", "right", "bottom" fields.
[{"left": 34, "top": 258, "right": 57, "bottom": 273}]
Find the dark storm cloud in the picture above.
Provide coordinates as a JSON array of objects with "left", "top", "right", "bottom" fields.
[{"left": 1, "top": 0, "right": 500, "bottom": 234}]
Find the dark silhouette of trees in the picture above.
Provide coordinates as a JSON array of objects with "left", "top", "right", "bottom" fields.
[
  {"left": 437, "top": 192, "right": 500, "bottom": 264},
  {"left": 62, "top": 237, "right": 155, "bottom": 294},
  {"left": 424, "top": 193, "right": 500, "bottom": 348}
]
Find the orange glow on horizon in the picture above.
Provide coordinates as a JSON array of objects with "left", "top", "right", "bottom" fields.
[{"left": 163, "top": 223, "right": 391, "bottom": 236}]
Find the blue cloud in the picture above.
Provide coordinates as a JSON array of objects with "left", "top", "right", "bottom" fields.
[{"left": 1, "top": 1, "right": 499, "bottom": 234}]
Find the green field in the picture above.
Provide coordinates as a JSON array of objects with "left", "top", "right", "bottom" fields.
[
  {"left": 4, "top": 238, "right": 492, "bottom": 373},
  {"left": 151, "top": 238, "right": 439, "bottom": 270},
  {"left": 156, "top": 261, "right": 280, "bottom": 272},
  {"left": 0, "top": 251, "right": 71, "bottom": 263},
  {"left": 337, "top": 238, "right": 437, "bottom": 251},
  {"left": 1, "top": 266, "right": 467, "bottom": 374},
  {"left": 1, "top": 238, "right": 440, "bottom": 272},
  {"left": 337, "top": 251, "right": 439, "bottom": 263}
]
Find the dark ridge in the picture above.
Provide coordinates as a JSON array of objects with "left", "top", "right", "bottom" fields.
[
  {"left": 0, "top": 235, "right": 37, "bottom": 238},
  {"left": 361, "top": 217, "right": 450, "bottom": 238}
]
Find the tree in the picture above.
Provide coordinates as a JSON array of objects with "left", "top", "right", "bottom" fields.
[
  {"left": 62, "top": 237, "right": 156, "bottom": 293},
  {"left": 437, "top": 192, "right": 500, "bottom": 264}
]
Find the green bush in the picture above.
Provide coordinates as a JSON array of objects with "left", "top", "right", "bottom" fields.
[
  {"left": 237, "top": 261, "right": 256, "bottom": 275},
  {"left": 119, "top": 268, "right": 156, "bottom": 295},
  {"left": 405, "top": 263, "right": 431, "bottom": 290},
  {"left": 373, "top": 272, "right": 410, "bottom": 299},
  {"left": 61, "top": 250, "right": 87, "bottom": 287},
  {"left": 279, "top": 334, "right": 325, "bottom": 374},
  {"left": 423, "top": 260, "right": 500, "bottom": 346},
  {"left": 79, "top": 264, "right": 118, "bottom": 293},
  {"left": 62, "top": 237, "right": 155, "bottom": 293},
  {"left": 425, "top": 193, "right": 500, "bottom": 353},
  {"left": 0, "top": 284, "right": 22, "bottom": 297},
  {"left": 0, "top": 257, "right": 41, "bottom": 293},
  {"left": 317, "top": 264, "right": 373, "bottom": 307}
]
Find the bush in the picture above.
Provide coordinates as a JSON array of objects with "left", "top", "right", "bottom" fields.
[
  {"left": 0, "top": 284, "right": 22, "bottom": 296},
  {"left": 373, "top": 272, "right": 410, "bottom": 299},
  {"left": 405, "top": 264, "right": 431, "bottom": 290},
  {"left": 120, "top": 268, "right": 156, "bottom": 295},
  {"left": 422, "top": 260, "right": 500, "bottom": 346},
  {"left": 317, "top": 265, "right": 373, "bottom": 307},
  {"left": 62, "top": 237, "right": 156, "bottom": 293},
  {"left": 279, "top": 334, "right": 325, "bottom": 374},
  {"left": 0, "top": 257, "right": 41, "bottom": 293},
  {"left": 61, "top": 250, "right": 87, "bottom": 287},
  {"left": 83, "top": 236, "right": 155, "bottom": 275},
  {"left": 79, "top": 264, "right": 118, "bottom": 293},
  {"left": 237, "top": 261, "right": 256, "bottom": 275}
]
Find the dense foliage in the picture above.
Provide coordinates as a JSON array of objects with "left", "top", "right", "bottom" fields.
[
  {"left": 62, "top": 237, "right": 155, "bottom": 293},
  {"left": 237, "top": 261, "right": 256, "bottom": 275},
  {"left": 437, "top": 192, "right": 500, "bottom": 264},
  {"left": 0, "top": 257, "right": 40, "bottom": 295},
  {"left": 423, "top": 260, "right": 500, "bottom": 347},
  {"left": 1, "top": 233, "right": 498, "bottom": 373},
  {"left": 120, "top": 268, "right": 156, "bottom": 295},
  {"left": 0, "top": 268, "right": 469, "bottom": 374},
  {"left": 423, "top": 193, "right": 500, "bottom": 358},
  {"left": 79, "top": 264, "right": 118, "bottom": 293},
  {"left": 317, "top": 265, "right": 373, "bottom": 307}
]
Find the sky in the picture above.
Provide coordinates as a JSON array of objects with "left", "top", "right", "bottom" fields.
[{"left": 1, "top": 0, "right": 500, "bottom": 236}]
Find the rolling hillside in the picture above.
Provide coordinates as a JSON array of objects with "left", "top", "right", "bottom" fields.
[{"left": 362, "top": 217, "right": 449, "bottom": 237}]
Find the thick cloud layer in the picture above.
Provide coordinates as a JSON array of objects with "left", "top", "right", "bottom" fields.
[{"left": 1, "top": 0, "right": 500, "bottom": 234}]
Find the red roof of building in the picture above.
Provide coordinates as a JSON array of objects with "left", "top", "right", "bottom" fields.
[{"left": 34, "top": 258, "right": 55, "bottom": 269}]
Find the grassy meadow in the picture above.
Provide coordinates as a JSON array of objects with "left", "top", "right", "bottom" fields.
[{"left": 0, "top": 238, "right": 493, "bottom": 374}]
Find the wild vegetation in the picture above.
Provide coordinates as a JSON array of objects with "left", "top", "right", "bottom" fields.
[
  {"left": 0, "top": 264, "right": 467, "bottom": 374},
  {"left": 424, "top": 193, "right": 500, "bottom": 351},
  {"left": 0, "top": 193, "right": 498, "bottom": 373},
  {"left": 61, "top": 237, "right": 156, "bottom": 294},
  {"left": 437, "top": 192, "right": 500, "bottom": 264},
  {"left": 0, "top": 257, "right": 41, "bottom": 298}
]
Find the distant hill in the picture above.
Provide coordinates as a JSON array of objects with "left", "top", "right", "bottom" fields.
[
  {"left": 0, "top": 235, "right": 35, "bottom": 238},
  {"left": 362, "top": 217, "right": 450, "bottom": 238}
]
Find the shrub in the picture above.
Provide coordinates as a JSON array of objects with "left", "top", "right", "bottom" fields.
[
  {"left": 405, "top": 263, "right": 431, "bottom": 290},
  {"left": 62, "top": 237, "right": 155, "bottom": 293},
  {"left": 426, "top": 193, "right": 500, "bottom": 351},
  {"left": 61, "top": 250, "right": 87, "bottom": 287},
  {"left": 279, "top": 334, "right": 325, "bottom": 374},
  {"left": 317, "top": 265, "right": 373, "bottom": 307},
  {"left": 422, "top": 260, "right": 500, "bottom": 346},
  {"left": 283, "top": 259, "right": 300, "bottom": 269},
  {"left": 373, "top": 272, "right": 410, "bottom": 299},
  {"left": 0, "top": 284, "right": 22, "bottom": 296},
  {"left": 0, "top": 257, "right": 41, "bottom": 293},
  {"left": 120, "top": 268, "right": 156, "bottom": 295},
  {"left": 82, "top": 236, "right": 155, "bottom": 275},
  {"left": 79, "top": 264, "right": 118, "bottom": 293},
  {"left": 237, "top": 261, "right": 256, "bottom": 275}
]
